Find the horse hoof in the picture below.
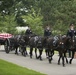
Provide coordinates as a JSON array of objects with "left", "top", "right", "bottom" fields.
[
  {"left": 66, "top": 61, "right": 68, "bottom": 64},
  {"left": 46, "top": 56, "right": 49, "bottom": 59},
  {"left": 49, "top": 61, "right": 51, "bottom": 63},
  {"left": 15, "top": 52, "right": 18, "bottom": 55},
  {"left": 69, "top": 61, "right": 72, "bottom": 64},
  {"left": 40, "top": 58, "right": 43, "bottom": 61},
  {"left": 30, "top": 56, "right": 32, "bottom": 59},
  {"left": 49, "top": 60, "right": 51, "bottom": 63},
  {"left": 22, "top": 53, "right": 23, "bottom": 55},
  {"left": 15, "top": 52, "right": 16, "bottom": 54},
  {"left": 40, "top": 59, "right": 43, "bottom": 61},
  {"left": 58, "top": 63, "right": 60, "bottom": 65},
  {"left": 24, "top": 55, "right": 26, "bottom": 57},
  {"left": 26, "top": 53, "right": 28, "bottom": 56},
  {"left": 37, "top": 56, "right": 40, "bottom": 59},
  {"left": 51, "top": 58, "right": 53, "bottom": 60},
  {"left": 36, "top": 56, "right": 37, "bottom": 59},
  {"left": 63, "top": 65, "right": 65, "bottom": 67}
]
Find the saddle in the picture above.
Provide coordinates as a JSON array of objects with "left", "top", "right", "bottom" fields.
[{"left": 53, "top": 36, "right": 59, "bottom": 46}]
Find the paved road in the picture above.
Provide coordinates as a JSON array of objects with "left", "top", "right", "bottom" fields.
[{"left": 0, "top": 45, "right": 76, "bottom": 75}]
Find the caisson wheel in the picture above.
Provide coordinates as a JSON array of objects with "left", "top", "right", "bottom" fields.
[{"left": 4, "top": 39, "right": 10, "bottom": 53}]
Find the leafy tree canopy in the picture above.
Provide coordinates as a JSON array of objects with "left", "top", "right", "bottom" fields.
[{"left": 0, "top": 0, "right": 76, "bottom": 35}]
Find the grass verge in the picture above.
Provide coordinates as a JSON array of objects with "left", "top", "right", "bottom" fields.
[{"left": 0, "top": 59, "right": 46, "bottom": 75}]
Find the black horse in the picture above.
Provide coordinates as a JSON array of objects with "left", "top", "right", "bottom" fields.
[
  {"left": 18, "top": 34, "right": 31, "bottom": 56},
  {"left": 68, "top": 36, "right": 76, "bottom": 64},
  {"left": 18, "top": 34, "right": 36, "bottom": 56},
  {"left": 29, "top": 36, "right": 38, "bottom": 58},
  {"left": 46, "top": 36, "right": 54, "bottom": 62},
  {"left": 36, "top": 36, "right": 46, "bottom": 60},
  {"left": 56, "top": 35, "right": 70, "bottom": 67},
  {"left": 29, "top": 35, "right": 46, "bottom": 60},
  {"left": 46, "top": 35, "right": 70, "bottom": 67}
]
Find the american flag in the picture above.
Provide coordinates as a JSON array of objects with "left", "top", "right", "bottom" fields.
[{"left": 0, "top": 33, "right": 13, "bottom": 39}]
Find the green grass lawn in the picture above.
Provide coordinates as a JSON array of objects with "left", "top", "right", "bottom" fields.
[{"left": 0, "top": 59, "right": 46, "bottom": 75}]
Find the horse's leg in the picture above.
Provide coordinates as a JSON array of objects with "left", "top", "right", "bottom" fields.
[
  {"left": 48, "top": 49, "right": 53, "bottom": 63},
  {"left": 21, "top": 47, "right": 24, "bottom": 56},
  {"left": 52, "top": 50, "right": 54, "bottom": 56},
  {"left": 58, "top": 52, "right": 62, "bottom": 65},
  {"left": 35, "top": 47, "right": 37, "bottom": 59},
  {"left": 23, "top": 47, "right": 26, "bottom": 57},
  {"left": 19, "top": 45, "right": 24, "bottom": 55},
  {"left": 15, "top": 46, "right": 18, "bottom": 55},
  {"left": 62, "top": 53, "right": 65, "bottom": 67},
  {"left": 25, "top": 47, "right": 28, "bottom": 56},
  {"left": 45, "top": 49, "right": 48, "bottom": 58},
  {"left": 64, "top": 51, "right": 68, "bottom": 64},
  {"left": 30, "top": 47, "right": 33, "bottom": 58},
  {"left": 37, "top": 49, "right": 43, "bottom": 61},
  {"left": 69, "top": 50, "right": 75, "bottom": 64},
  {"left": 39, "top": 49, "right": 43, "bottom": 61},
  {"left": 51, "top": 49, "right": 54, "bottom": 60}
]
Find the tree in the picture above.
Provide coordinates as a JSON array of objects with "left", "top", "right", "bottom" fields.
[
  {"left": 37, "top": 0, "right": 76, "bottom": 34},
  {"left": 22, "top": 8, "right": 43, "bottom": 35},
  {"left": 0, "top": 13, "right": 17, "bottom": 34},
  {"left": 0, "top": 0, "right": 76, "bottom": 35}
]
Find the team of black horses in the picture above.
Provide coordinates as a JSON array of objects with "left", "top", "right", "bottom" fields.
[{"left": 4, "top": 34, "right": 76, "bottom": 67}]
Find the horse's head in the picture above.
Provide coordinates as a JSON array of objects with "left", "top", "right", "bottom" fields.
[
  {"left": 37, "top": 36, "right": 44, "bottom": 48},
  {"left": 57, "top": 35, "right": 67, "bottom": 49}
]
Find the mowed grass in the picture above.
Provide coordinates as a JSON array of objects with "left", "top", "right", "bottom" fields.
[{"left": 0, "top": 59, "right": 46, "bottom": 75}]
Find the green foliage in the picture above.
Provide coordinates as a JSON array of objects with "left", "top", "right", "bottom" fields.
[
  {"left": 37, "top": 0, "right": 76, "bottom": 35},
  {"left": 22, "top": 8, "right": 43, "bottom": 35},
  {"left": 0, "top": 14, "right": 17, "bottom": 34},
  {"left": 53, "top": 20, "right": 68, "bottom": 35},
  {"left": 0, "top": 0, "right": 76, "bottom": 35}
]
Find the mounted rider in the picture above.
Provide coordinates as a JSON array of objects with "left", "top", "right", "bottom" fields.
[
  {"left": 44, "top": 25, "right": 52, "bottom": 37},
  {"left": 44, "top": 25, "right": 52, "bottom": 57},
  {"left": 67, "top": 23, "right": 76, "bottom": 57},
  {"left": 67, "top": 23, "right": 76, "bottom": 39},
  {"left": 25, "top": 26, "right": 32, "bottom": 36},
  {"left": 44, "top": 25, "right": 53, "bottom": 47}
]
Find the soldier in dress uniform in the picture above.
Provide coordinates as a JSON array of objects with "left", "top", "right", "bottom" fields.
[
  {"left": 67, "top": 23, "right": 76, "bottom": 38},
  {"left": 67, "top": 23, "right": 76, "bottom": 57},
  {"left": 44, "top": 25, "right": 52, "bottom": 37},
  {"left": 44, "top": 25, "right": 52, "bottom": 58},
  {"left": 25, "top": 26, "right": 32, "bottom": 35}
]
